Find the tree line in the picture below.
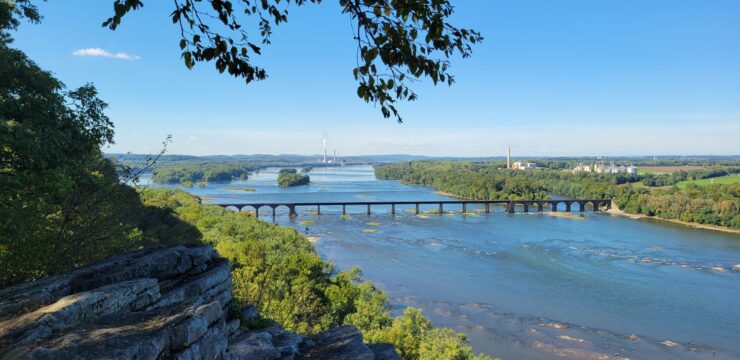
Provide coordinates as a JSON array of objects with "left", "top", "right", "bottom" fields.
[
  {"left": 375, "top": 161, "right": 739, "bottom": 229},
  {"left": 151, "top": 162, "right": 255, "bottom": 184}
]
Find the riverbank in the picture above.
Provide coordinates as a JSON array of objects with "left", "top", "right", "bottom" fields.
[
  {"left": 436, "top": 190, "right": 740, "bottom": 235},
  {"left": 433, "top": 190, "right": 474, "bottom": 199},
  {"left": 607, "top": 203, "right": 740, "bottom": 235}
]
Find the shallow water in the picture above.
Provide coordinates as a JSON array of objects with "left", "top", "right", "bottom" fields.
[{"left": 147, "top": 166, "right": 740, "bottom": 359}]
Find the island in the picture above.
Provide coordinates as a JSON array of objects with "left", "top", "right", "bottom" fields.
[{"left": 278, "top": 170, "right": 310, "bottom": 187}]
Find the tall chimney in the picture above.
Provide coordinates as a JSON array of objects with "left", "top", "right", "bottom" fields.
[
  {"left": 507, "top": 145, "right": 511, "bottom": 169},
  {"left": 322, "top": 136, "right": 327, "bottom": 163}
]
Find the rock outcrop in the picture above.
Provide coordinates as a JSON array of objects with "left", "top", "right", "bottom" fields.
[{"left": 0, "top": 245, "right": 400, "bottom": 360}]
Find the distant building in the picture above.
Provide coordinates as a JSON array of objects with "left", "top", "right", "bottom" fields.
[
  {"left": 512, "top": 161, "right": 538, "bottom": 170},
  {"left": 574, "top": 162, "right": 637, "bottom": 176}
]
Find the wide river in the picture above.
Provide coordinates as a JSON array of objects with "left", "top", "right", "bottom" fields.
[{"left": 148, "top": 165, "right": 740, "bottom": 359}]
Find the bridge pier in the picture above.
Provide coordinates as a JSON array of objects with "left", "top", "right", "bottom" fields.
[
  {"left": 506, "top": 201, "right": 515, "bottom": 214},
  {"left": 217, "top": 199, "right": 611, "bottom": 218}
]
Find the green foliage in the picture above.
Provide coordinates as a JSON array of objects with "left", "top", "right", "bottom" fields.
[
  {"left": 152, "top": 162, "right": 254, "bottom": 184},
  {"left": 367, "top": 307, "right": 432, "bottom": 359},
  {"left": 677, "top": 175, "right": 740, "bottom": 188},
  {"left": 278, "top": 172, "right": 310, "bottom": 187},
  {"left": 375, "top": 161, "right": 553, "bottom": 200},
  {"left": 419, "top": 328, "right": 493, "bottom": 360},
  {"left": 640, "top": 167, "right": 739, "bottom": 187},
  {"left": 0, "top": 36, "right": 150, "bottom": 286},
  {"left": 375, "top": 161, "right": 740, "bottom": 229},
  {"left": 140, "top": 189, "right": 492, "bottom": 359},
  {"left": 102, "top": 0, "right": 481, "bottom": 122},
  {"left": 366, "top": 308, "right": 491, "bottom": 360}
]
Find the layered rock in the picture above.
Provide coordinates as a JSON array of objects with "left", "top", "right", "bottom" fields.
[{"left": 0, "top": 245, "right": 400, "bottom": 360}]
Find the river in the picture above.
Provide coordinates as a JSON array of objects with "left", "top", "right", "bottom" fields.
[{"left": 145, "top": 165, "right": 740, "bottom": 359}]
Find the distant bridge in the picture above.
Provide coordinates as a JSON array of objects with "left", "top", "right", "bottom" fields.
[{"left": 215, "top": 199, "right": 611, "bottom": 219}]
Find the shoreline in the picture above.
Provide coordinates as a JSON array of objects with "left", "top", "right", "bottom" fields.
[
  {"left": 606, "top": 204, "right": 740, "bottom": 235},
  {"left": 433, "top": 190, "right": 474, "bottom": 200},
  {"left": 435, "top": 189, "right": 740, "bottom": 235}
]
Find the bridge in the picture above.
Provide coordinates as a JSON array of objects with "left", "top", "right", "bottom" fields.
[{"left": 215, "top": 199, "right": 611, "bottom": 219}]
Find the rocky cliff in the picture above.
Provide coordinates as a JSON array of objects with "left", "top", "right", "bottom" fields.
[{"left": 0, "top": 245, "right": 400, "bottom": 360}]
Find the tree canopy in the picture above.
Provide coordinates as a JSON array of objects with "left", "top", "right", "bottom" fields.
[
  {"left": 100, "top": 0, "right": 482, "bottom": 122},
  {"left": 0, "top": 4, "right": 149, "bottom": 285}
]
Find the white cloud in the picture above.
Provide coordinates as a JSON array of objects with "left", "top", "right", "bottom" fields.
[{"left": 73, "top": 48, "right": 140, "bottom": 60}]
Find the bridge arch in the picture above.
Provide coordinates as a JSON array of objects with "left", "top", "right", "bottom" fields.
[{"left": 223, "top": 205, "right": 242, "bottom": 212}]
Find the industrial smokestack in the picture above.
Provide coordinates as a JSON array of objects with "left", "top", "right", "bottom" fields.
[
  {"left": 322, "top": 136, "right": 328, "bottom": 163},
  {"left": 507, "top": 145, "right": 511, "bottom": 169}
]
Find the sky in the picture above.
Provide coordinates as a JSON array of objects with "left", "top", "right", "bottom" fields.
[{"left": 11, "top": 0, "right": 740, "bottom": 157}]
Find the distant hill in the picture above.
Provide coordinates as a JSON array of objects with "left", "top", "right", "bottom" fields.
[{"left": 106, "top": 153, "right": 740, "bottom": 169}]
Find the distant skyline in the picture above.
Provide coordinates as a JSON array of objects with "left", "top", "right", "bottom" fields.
[{"left": 12, "top": 1, "right": 740, "bottom": 156}]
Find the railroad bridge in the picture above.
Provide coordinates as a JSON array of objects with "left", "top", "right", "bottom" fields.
[{"left": 215, "top": 199, "right": 611, "bottom": 219}]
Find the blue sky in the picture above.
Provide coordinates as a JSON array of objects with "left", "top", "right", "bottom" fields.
[{"left": 12, "top": 0, "right": 740, "bottom": 156}]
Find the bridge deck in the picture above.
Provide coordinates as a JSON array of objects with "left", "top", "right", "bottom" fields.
[{"left": 215, "top": 199, "right": 611, "bottom": 218}]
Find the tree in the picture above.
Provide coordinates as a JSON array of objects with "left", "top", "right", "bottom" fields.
[
  {"left": 0, "top": 5, "right": 147, "bottom": 286},
  {"left": 100, "top": 0, "right": 482, "bottom": 122}
]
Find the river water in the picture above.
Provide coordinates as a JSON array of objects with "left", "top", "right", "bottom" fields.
[{"left": 146, "top": 165, "right": 740, "bottom": 359}]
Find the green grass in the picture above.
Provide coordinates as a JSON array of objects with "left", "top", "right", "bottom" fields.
[
  {"left": 676, "top": 175, "right": 740, "bottom": 188},
  {"left": 637, "top": 169, "right": 660, "bottom": 175}
]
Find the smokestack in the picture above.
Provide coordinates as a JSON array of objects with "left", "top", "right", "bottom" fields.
[
  {"left": 333, "top": 149, "right": 337, "bottom": 163},
  {"left": 322, "top": 136, "right": 327, "bottom": 163},
  {"left": 507, "top": 145, "right": 511, "bottom": 169}
]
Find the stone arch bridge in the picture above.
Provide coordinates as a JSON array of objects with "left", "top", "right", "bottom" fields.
[{"left": 215, "top": 199, "right": 611, "bottom": 219}]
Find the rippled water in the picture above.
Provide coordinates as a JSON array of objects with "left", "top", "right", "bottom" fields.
[{"left": 147, "top": 166, "right": 740, "bottom": 359}]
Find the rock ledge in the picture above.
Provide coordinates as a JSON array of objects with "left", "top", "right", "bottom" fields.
[{"left": 0, "top": 245, "right": 400, "bottom": 360}]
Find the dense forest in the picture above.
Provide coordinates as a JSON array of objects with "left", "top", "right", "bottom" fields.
[{"left": 375, "top": 161, "right": 740, "bottom": 229}]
